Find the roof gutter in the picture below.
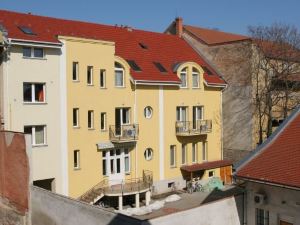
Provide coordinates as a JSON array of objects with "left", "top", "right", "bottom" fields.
[
  {"left": 134, "top": 80, "right": 181, "bottom": 86},
  {"left": 204, "top": 80, "right": 227, "bottom": 88},
  {"left": 9, "top": 38, "right": 62, "bottom": 48},
  {"left": 235, "top": 176, "right": 300, "bottom": 191}
]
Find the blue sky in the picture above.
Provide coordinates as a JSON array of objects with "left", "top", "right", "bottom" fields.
[{"left": 1, "top": 0, "right": 300, "bottom": 35}]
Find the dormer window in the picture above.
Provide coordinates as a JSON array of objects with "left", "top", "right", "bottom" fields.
[
  {"left": 180, "top": 67, "right": 188, "bottom": 88},
  {"left": 192, "top": 67, "right": 200, "bottom": 88},
  {"left": 115, "top": 62, "right": 125, "bottom": 87}
]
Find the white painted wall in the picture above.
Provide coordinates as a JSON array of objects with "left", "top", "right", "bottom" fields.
[
  {"left": 246, "top": 182, "right": 300, "bottom": 225},
  {"left": 2, "top": 45, "right": 63, "bottom": 193}
]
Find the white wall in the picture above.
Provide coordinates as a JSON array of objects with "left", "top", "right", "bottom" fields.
[
  {"left": 246, "top": 182, "right": 300, "bottom": 225},
  {"left": 3, "top": 45, "right": 63, "bottom": 193}
]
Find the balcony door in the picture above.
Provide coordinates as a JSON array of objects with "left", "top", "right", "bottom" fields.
[
  {"left": 193, "top": 106, "right": 203, "bottom": 129},
  {"left": 177, "top": 107, "right": 188, "bottom": 131},
  {"left": 115, "top": 108, "right": 130, "bottom": 136}
]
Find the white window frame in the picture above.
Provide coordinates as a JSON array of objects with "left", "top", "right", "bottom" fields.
[
  {"left": 73, "top": 108, "right": 79, "bottom": 128},
  {"left": 88, "top": 110, "right": 94, "bottom": 129},
  {"left": 255, "top": 208, "right": 269, "bottom": 225},
  {"left": 181, "top": 144, "right": 187, "bottom": 165},
  {"left": 192, "top": 143, "right": 197, "bottom": 163},
  {"left": 144, "top": 106, "right": 153, "bottom": 119},
  {"left": 22, "top": 47, "right": 44, "bottom": 59},
  {"left": 124, "top": 149, "right": 130, "bottom": 174},
  {"left": 100, "top": 69, "right": 106, "bottom": 88},
  {"left": 23, "top": 83, "right": 46, "bottom": 104},
  {"left": 100, "top": 112, "right": 106, "bottom": 131},
  {"left": 202, "top": 141, "right": 207, "bottom": 161},
  {"left": 176, "top": 106, "right": 188, "bottom": 122},
  {"left": 24, "top": 125, "right": 47, "bottom": 146},
  {"left": 192, "top": 68, "right": 200, "bottom": 88},
  {"left": 72, "top": 62, "right": 79, "bottom": 81},
  {"left": 87, "top": 66, "right": 93, "bottom": 85},
  {"left": 170, "top": 145, "right": 176, "bottom": 168},
  {"left": 144, "top": 148, "right": 153, "bottom": 161},
  {"left": 180, "top": 68, "right": 188, "bottom": 88},
  {"left": 74, "top": 150, "right": 80, "bottom": 169},
  {"left": 193, "top": 106, "right": 203, "bottom": 129},
  {"left": 102, "top": 151, "right": 108, "bottom": 176},
  {"left": 115, "top": 64, "right": 125, "bottom": 87}
]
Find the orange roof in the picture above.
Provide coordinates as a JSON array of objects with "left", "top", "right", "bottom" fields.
[
  {"left": 0, "top": 10, "right": 226, "bottom": 86},
  {"left": 184, "top": 25, "right": 250, "bottom": 45}
]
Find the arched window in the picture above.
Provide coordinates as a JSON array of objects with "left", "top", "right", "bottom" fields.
[
  {"left": 144, "top": 106, "right": 153, "bottom": 119},
  {"left": 180, "top": 67, "right": 188, "bottom": 88},
  {"left": 192, "top": 67, "right": 200, "bottom": 88},
  {"left": 115, "top": 62, "right": 124, "bottom": 87}
]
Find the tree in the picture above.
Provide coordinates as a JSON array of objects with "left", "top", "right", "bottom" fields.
[{"left": 249, "top": 24, "right": 300, "bottom": 144}]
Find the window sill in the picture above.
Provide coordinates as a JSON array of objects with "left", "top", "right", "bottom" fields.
[
  {"left": 125, "top": 172, "right": 131, "bottom": 175},
  {"left": 115, "top": 86, "right": 126, "bottom": 88},
  {"left": 32, "top": 144, "right": 48, "bottom": 148},
  {"left": 100, "top": 87, "right": 107, "bottom": 89},
  {"left": 180, "top": 87, "right": 188, "bottom": 89},
  {"left": 74, "top": 167, "right": 81, "bottom": 171},
  {"left": 100, "top": 129, "right": 107, "bottom": 132},
  {"left": 72, "top": 80, "right": 80, "bottom": 83},
  {"left": 87, "top": 84, "right": 94, "bottom": 86},
  {"left": 192, "top": 87, "right": 200, "bottom": 89},
  {"left": 23, "top": 102, "right": 47, "bottom": 105},
  {"left": 170, "top": 166, "right": 177, "bottom": 169},
  {"left": 73, "top": 126, "right": 80, "bottom": 129},
  {"left": 88, "top": 128, "right": 95, "bottom": 130},
  {"left": 23, "top": 56, "right": 46, "bottom": 60}
]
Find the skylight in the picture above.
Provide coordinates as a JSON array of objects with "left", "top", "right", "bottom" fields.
[
  {"left": 126, "top": 60, "right": 142, "bottom": 72},
  {"left": 139, "top": 42, "right": 148, "bottom": 49},
  {"left": 153, "top": 62, "right": 167, "bottom": 73},
  {"left": 18, "top": 26, "right": 36, "bottom": 35},
  {"left": 202, "top": 66, "right": 213, "bottom": 75}
]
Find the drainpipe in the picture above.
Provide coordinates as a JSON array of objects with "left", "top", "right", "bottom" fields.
[
  {"left": 220, "top": 85, "right": 227, "bottom": 160},
  {"left": 134, "top": 81, "right": 138, "bottom": 179}
]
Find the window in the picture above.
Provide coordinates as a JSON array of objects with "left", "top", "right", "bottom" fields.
[
  {"left": 100, "top": 69, "right": 106, "bottom": 88},
  {"left": 74, "top": 150, "right": 80, "bottom": 169},
  {"left": 208, "top": 170, "right": 215, "bottom": 177},
  {"left": 144, "top": 148, "right": 153, "bottom": 161},
  {"left": 88, "top": 110, "right": 94, "bottom": 129},
  {"left": 192, "top": 143, "right": 197, "bottom": 163},
  {"left": 255, "top": 208, "right": 269, "bottom": 225},
  {"left": 22, "top": 47, "right": 44, "bottom": 58},
  {"left": 181, "top": 144, "right": 187, "bottom": 165},
  {"left": 202, "top": 142, "right": 207, "bottom": 161},
  {"left": 87, "top": 66, "right": 93, "bottom": 85},
  {"left": 115, "top": 62, "right": 124, "bottom": 87},
  {"left": 192, "top": 68, "right": 200, "bottom": 88},
  {"left": 73, "top": 108, "right": 79, "bottom": 127},
  {"left": 153, "top": 62, "right": 167, "bottom": 73},
  {"left": 23, "top": 83, "right": 45, "bottom": 103},
  {"left": 144, "top": 106, "right": 153, "bottom": 119},
  {"left": 176, "top": 106, "right": 187, "bottom": 122},
  {"left": 100, "top": 112, "right": 106, "bottom": 131},
  {"left": 18, "top": 26, "right": 35, "bottom": 35},
  {"left": 193, "top": 106, "right": 203, "bottom": 129},
  {"left": 102, "top": 151, "right": 107, "bottom": 176},
  {"left": 170, "top": 145, "right": 176, "bottom": 167},
  {"left": 72, "top": 62, "right": 79, "bottom": 81},
  {"left": 180, "top": 67, "right": 187, "bottom": 88},
  {"left": 124, "top": 149, "right": 130, "bottom": 173},
  {"left": 24, "top": 125, "right": 46, "bottom": 146},
  {"left": 126, "top": 60, "right": 142, "bottom": 72}
]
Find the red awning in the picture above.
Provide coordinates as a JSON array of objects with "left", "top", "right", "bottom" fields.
[{"left": 181, "top": 160, "right": 232, "bottom": 172}]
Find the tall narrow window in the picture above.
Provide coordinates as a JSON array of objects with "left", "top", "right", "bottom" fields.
[
  {"left": 87, "top": 66, "right": 93, "bottom": 85},
  {"left": 124, "top": 149, "right": 130, "bottom": 173},
  {"left": 100, "top": 112, "right": 106, "bottom": 131},
  {"left": 72, "top": 62, "right": 79, "bottom": 81},
  {"left": 23, "top": 83, "right": 46, "bottom": 103},
  {"left": 192, "top": 143, "right": 197, "bottom": 163},
  {"left": 115, "top": 62, "right": 124, "bottom": 87},
  {"left": 100, "top": 69, "right": 106, "bottom": 88},
  {"left": 170, "top": 145, "right": 176, "bottom": 167},
  {"left": 24, "top": 125, "right": 46, "bottom": 146},
  {"left": 74, "top": 150, "right": 80, "bottom": 169},
  {"left": 73, "top": 108, "right": 79, "bottom": 127},
  {"left": 88, "top": 110, "right": 94, "bottom": 129},
  {"left": 193, "top": 106, "right": 203, "bottom": 129},
  {"left": 176, "top": 106, "right": 188, "bottom": 122},
  {"left": 202, "top": 142, "right": 207, "bottom": 161},
  {"left": 181, "top": 144, "right": 187, "bottom": 165},
  {"left": 180, "top": 67, "right": 187, "bottom": 88},
  {"left": 255, "top": 208, "right": 269, "bottom": 225},
  {"left": 192, "top": 68, "right": 200, "bottom": 88},
  {"left": 102, "top": 151, "right": 107, "bottom": 176}
]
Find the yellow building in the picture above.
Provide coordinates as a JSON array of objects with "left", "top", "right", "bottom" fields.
[{"left": 0, "top": 10, "right": 231, "bottom": 209}]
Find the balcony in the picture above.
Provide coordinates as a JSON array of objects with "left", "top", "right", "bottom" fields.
[
  {"left": 109, "top": 124, "right": 139, "bottom": 143},
  {"left": 175, "top": 120, "right": 212, "bottom": 136}
]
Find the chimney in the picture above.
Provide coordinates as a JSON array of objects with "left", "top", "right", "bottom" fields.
[{"left": 175, "top": 17, "right": 183, "bottom": 38}]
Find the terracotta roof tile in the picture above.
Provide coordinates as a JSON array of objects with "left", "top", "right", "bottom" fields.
[
  {"left": 184, "top": 25, "right": 250, "bottom": 45},
  {"left": 236, "top": 107, "right": 300, "bottom": 189},
  {"left": 0, "top": 10, "right": 226, "bottom": 85}
]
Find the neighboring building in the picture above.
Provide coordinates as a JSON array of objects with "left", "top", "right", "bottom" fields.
[
  {"left": 0, "top": 10, "right": 231, "bottom": 208},
  {"left": 0, "top": 15, "right": 66, "bottom": 194},
  {"left": 235, "top": 107, "right": 300, "bottom": 225},
  {"left": 166, "top": 18, "right": 300, "bottom": 163}
]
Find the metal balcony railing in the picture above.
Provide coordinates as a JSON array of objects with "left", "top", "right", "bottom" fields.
[
  {"left": 109, "top": 124, "right": 139, "bottom": 142},
  {"left": 175, "top": 120, "right": 212, "bottom": 136}
]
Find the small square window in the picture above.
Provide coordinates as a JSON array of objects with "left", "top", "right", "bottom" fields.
[
  {"left": 208, "top": 170, "right": 215, "bottom": 177},
  {"left": 23, "top": 47, "right": 32, "bottom": 57},
  {"left": 24, "top": 125, "right": 46, "bottom": 146},
  {"left": 33, "top": 48, "right": 44, "bottom": 58},
  {"left": 23, "top": 83, "right": 45, "bottom": 103}
]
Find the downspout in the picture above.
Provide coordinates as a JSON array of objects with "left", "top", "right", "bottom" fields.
[
  {"left": 220, "top": 85, "right": 227, "bottom": 160},
  {"left": 134, "top": 80, "right": 138, "bottom": 179},
  {"left": 4, "top": 38, "right": 11, "bottom": 130}
]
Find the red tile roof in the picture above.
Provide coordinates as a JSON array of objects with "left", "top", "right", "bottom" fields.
[
  {"left": 236, "top": 107, "right": 300, "bottom": 189},
  {"left": 181, "top": 160, "right": 232, "bottom": 172},
  {"left": 0, "top": 10, "right": 226, "bottom": 86},
  {"left": 184, "top": 25, "right": 250, "bottom": 45}
]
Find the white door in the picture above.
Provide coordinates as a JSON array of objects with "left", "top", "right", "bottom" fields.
[{"left": 108, "top": 148, "right": 125, "bottom": 185}]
